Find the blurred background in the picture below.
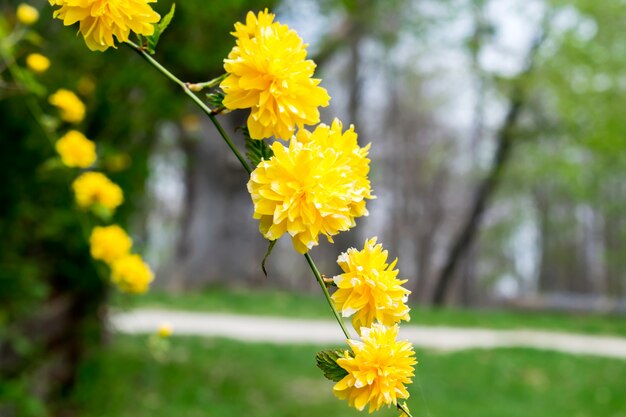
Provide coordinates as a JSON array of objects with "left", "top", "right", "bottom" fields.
[{"left": 1, "top": 0, "right": 626, "bottom": 416}]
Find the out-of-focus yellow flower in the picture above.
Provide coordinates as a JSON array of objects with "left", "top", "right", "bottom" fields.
[
  {"left": 157, "top": 322, "right": 172, "bottom": 338},
  {"left": 72, "top": 172, "right": 123, "bottom": 211},
  {"left": 17, "top": 3, "right": 39, "bottom": 25},
  {"left": 110, "top": 254, "right": 153, "bottom": 293},
  {"left": 26, "top": 53, "right": 50, "bottom": 73},
  {"left": 49, "top": 89, "right": 85, "bottom": 124},
  {"left": 181, "top": 113, "right": 201, "bottom": 133},
  {"left": 334, "top": 324, "right": 416, "bottom": 413},
  {"left": 247, "top": 119, "right": 373, "bottom": 254},
  {"left": 55, "top": 130, "right": 96, "bottom": 168},
  {"left": 221, "top": 9, "right": 330, "bottom": 140},
  {"left": 104, "top": 153, "right": 131, "bottom": 172},
  {"left": 77, "top": 76, "right": 96, "bottom": 96},
  {"left": 332, "top": 237, "right": 410, "bottom": 333},
  {"left": 90, "top": 225, "right": 132, "bottom": 264},
  {"left": 48, "top": 0, "right": 160, "bottom": 52}
]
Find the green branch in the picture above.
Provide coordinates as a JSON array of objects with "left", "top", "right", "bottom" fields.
[
  {"left": 305, "top": 253, "right": 351, "bottom": 339},
  {"left": 125, "top": 41, "right": 252, "bottom": 174},
  {"left": 125, "top": 40, "right": 353, "bottom": 343}
]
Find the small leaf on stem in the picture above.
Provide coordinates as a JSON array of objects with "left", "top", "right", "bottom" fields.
[
  {"left": 261, "top": 240, "right": 276, "bottom": 278},
  {"left": 145, "top": 3, "right": 176, "bottom": 54},
  {"left": 242, "top": 126, "right": 274, "bottom": 167},
  {"left": 315, "top": 349, "right": 351, "bottom": 382}
]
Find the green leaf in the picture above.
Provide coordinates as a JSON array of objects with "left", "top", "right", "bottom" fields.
[
  {"left": 39, "top": 157, "right": 65, "bottom": 172},
  {"left": 145, "top": 3, "right": 176, "bottom": 54},
  {"left": 90, "top": 204, "right": 113, "bottom": 222},
  {"left": 13, "top": 65, "right": 45, "bottom": 96},
  {"left": 261, "top": 240, "right": 276, "bottom": 278},
  {"left": 315, "top": 349, "right": 350, "bottom": 382},
  {"left": 242, "top": 126, "right": 274, "bottom": 167},
  {"left": 206, "top": 92, "right": 224, "bottom": 110}
]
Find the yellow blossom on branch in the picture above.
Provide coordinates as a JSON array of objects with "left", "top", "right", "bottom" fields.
[
  {"left": 49, "top": 89, "right": 85, "bottom": 123},
  {"left": 55, "top": 130, "right": 96, "bottom": 168},
  {"left": 48, "top": 0, "right": 160, "bottom": 52},
  {"left": 17, "top": 3, "right": 39, "bottom": 25},
  {"left": 26, "top": 53, "right": 50, "bottom": 73},
  {"left": 296, "top": 118, "right": 374, "bottom": 219},
  {"left": 221, "top": 9, "right": 330, "bottom": 140},
  {"left": 247, "top": 119, "right": 373, "bottom": 254},
  {"left": 332, "top": 237, "right": 410, "bottom": 333},
  {"left": 110, "top": 254, "right": 153, "bottom": 293},
  {"left": 89, "top": 225, "right": 132, "bottom": 264},
  {"left": 334, "top": 324, "right": 417, "bottom": 413},
  {"left": 72, "top": 172, "right": 123, "bottom": 211}
]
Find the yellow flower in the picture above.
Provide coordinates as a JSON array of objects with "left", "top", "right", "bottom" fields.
[
  {"left": 55, "top": 130, "right": 97, "bottom": 168},
  {"left": 72, "top": 172, "right": 123, "bottom": 211},
  {"left": 296, "top": 118, "right": 374, "bottom": 220},
  {"left": 110, "top": 254, "right": 153, "bottom": 293},
  {"left": 90, "top": 225, "right": 132, "bottom": 264},
  {"left": 49, "top": 89, "right": 86, "bottom": 124},
  {"left": 157, "top": 322, "right": 172, "bottom": 338},
  {"left": 17, "top": 3, "right": 39, "bottom": 25},
  {"left": 332, "top": 237, "right": 410, "bottom": 333},
  {"left": 334, "top": 324, "right": 417, "bottom": 413},
  {"left": 77, "top": 76, "right": 96, "bottom": 96},
  {"left": 48, "top": 0, "right": 160, "bottom": 52},
  {"left": 221, "top": 9, "right": 330, "bottom": 140},
  {"left": 247, "top": 119, "right": 373, "bottom": 254},
  {"left": 26, "top": 53, "right": 50, "bottom": 73}
]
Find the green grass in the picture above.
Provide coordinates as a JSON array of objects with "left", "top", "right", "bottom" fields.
[
  {"left": 72, "top": 336, "right": 626, "bottom": 417},
  {"left": 115, "top": 287, "right": 626, "bottom": 337}
]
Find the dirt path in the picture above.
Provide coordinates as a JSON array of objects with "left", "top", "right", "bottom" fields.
[{"left": 112, "top": 309, "right": 626, "bottom": 360}]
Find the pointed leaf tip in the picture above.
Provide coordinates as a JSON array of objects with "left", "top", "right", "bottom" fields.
[
  {"left": 315, "top": 349, "right": 350, "bottom": 382},
  {"left": 261, "top": 240, "right": 277, "bottom": 278}
]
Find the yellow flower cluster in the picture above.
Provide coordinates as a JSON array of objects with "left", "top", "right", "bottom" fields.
[
  {"left": 111, "top": 254, "right": 154, "bottom": 293},
  {"left": 48, "top": 0, "right": 160, "bottom": 51},
  {"left": 332, "top": 237, "right": 411, "bottom": 333},
  {"left": 49, "top": 89, "right": 85, "bottom": 124},
  {"left": 56, "top": 130, "right": 97, "bottom": 168},
  {"left": 26, "top": 53, "right": 50, "bottom": 73},
  {"left": 334, "top": 324, "right": 416, "bottom": 413},
  {"left": 221, "top": 9, "right": 330, "bottom": 140},
  {"left": 330, "top": 239, "right": 415, "bottom": 413},
  {"left": 30, "top": 54, "right": 152, "bottom": 295},
  {"left": 90, "top": 225, "right": 132, "bottom": 264},
  {"left": 248, "top": 119, "right": 373, "bottom": 254},
  {"left": 89, "top": 225, "right": 152, "bottom": 293},
  {"left": 17, "top": 3, "right": 39, "bottom": 25},
  {"left": 72, "top": 171, "right": 123, "bottom": 211}
]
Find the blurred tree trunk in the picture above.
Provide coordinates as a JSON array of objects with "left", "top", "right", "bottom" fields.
[
  {"left": 431, "top": 21, "right": 548, "bottom": 305},
  {"left": 432, "top": 92, "right": 523, "bottom": 305},
  {"left": 167, "top": 113, "right": 266, "bottom": 289},
  {"left": 602, "top": 187, "right": 625, "bottom": 298}
]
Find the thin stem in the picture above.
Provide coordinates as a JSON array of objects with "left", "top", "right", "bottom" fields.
[
  {"left": 305, "top": 253, "right": 351, "bottom": 339},
  {"left": 125, "top": 41, "right": 252, "bottom": 174},
  {"left": 186, "top": 74, "right": 228, "bottom": 92},
  {"left": 209, "top": 113, "right": 251, "bottom": 174}
]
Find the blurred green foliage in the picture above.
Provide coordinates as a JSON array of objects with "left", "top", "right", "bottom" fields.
[
  {"left": 0, "top": 0, "right": 274, "bottom": 414},
  {"left": 72, "top": 336, "right": 626, "bottom": 417}
]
